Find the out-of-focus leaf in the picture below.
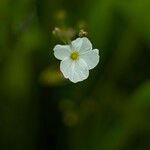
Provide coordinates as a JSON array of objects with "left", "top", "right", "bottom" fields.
[
  {"left": 118, "top": 0, "right": 150, "bottom": 42},
  {"left": 94, "top": 80, "right": 150, "bottom": 150},
  {"left": 88, "top": 0, "right": 114, "bottom": 48}
]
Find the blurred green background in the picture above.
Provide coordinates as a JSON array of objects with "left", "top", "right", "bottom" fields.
[{"left": 0, "top": 0, "right": 150, "bottom": 150}]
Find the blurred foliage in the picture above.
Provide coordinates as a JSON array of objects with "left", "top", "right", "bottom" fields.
[{"left": 0, "top": 0, "right": 150, "bottom": 150}]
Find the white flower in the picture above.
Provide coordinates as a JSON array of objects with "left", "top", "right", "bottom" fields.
[{"left": 53, "top": 37, "right": 100, "bottom": 83}]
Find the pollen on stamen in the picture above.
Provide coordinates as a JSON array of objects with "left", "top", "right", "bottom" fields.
[{"left": 70, "top": 51, "right": 79, "bottom": 60}]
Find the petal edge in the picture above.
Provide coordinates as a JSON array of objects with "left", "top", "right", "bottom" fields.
[{"left": 53, "top": 45, "right": 71, "bottom": 60}]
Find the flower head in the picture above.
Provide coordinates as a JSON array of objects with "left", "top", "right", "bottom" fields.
[{"left": 53, "top": 37, "right": 100, "bottom": 83}]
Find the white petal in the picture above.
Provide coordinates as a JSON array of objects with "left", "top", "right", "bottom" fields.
[
  {"left": 69, "top": 59, "right": 89, "bottom": 83},
  {"left": 80, "top": 49, "right": 100, "bottom": 70},
  {"left": 53, "top": 45, "right": 71, "bottom": 60},
  {"left": 79, "top": 37, "right": 92, "bottom": 53},
  {"left": 71, "top": 37, "right": 92, "bottom": 53},
  {"left": 60, "top": 58, "right": 72, "bottom": 78},
  {"left": 71, "top": 38, "right": 83, "bottom": 50},
  {"left": 93, "top": 49, "right": 99, "bottom": 55}
]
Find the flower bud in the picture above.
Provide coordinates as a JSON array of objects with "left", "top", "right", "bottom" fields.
[
  {"left": 52, "top": 27, "right": 61, "bottom": 37},
  {"left": 79, "top": 29, "right": 88, "bottom": 37}
]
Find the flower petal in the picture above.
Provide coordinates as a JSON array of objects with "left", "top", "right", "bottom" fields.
[
  {"left": 71, "top": 38, "right": 83, "bottom": 51},
  {"left": 69, "top": 59, "right": 89, "bottom": 83},
  {"left": 71, "top": 37, "right": 92, "bottom": 53},
  {"left": 60, "top": 58, "right": 72, "bottom": 78},
  {"left": 79, "top": 37, "right": 92, "bottom": 53},
  {"left": 53, "top": 45, "right": 71, "bottom": 60},
  {"left": 93, "top": 49, "right": 99, "bottom": 55},
  {"left": 80, "top": 49, "right": 100, "bottom": 70}
]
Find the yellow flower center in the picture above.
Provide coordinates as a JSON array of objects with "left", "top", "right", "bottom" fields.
[{"left": 70, "top": 51, "right": 79, "bottom": 60}]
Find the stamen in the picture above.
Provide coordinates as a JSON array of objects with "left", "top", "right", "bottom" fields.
[{"left": 70, "top": 51, "right": 79, "bottom": 60}]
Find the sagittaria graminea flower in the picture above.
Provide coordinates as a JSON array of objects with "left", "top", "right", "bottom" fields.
[{"left": 53, "top": 37, "right": 100, "bottom": 83}]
